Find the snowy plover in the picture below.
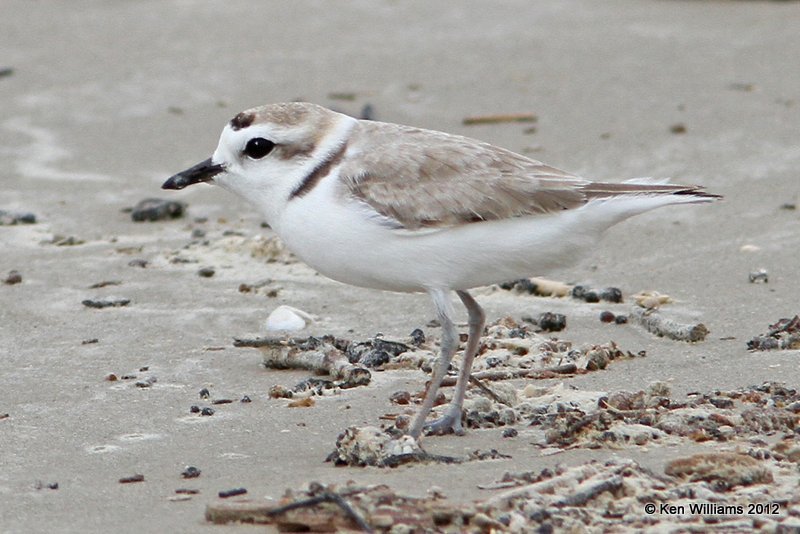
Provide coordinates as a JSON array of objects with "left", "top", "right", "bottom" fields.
[{"left": 163, "top": 102, "right": 719, "bottom": 438}]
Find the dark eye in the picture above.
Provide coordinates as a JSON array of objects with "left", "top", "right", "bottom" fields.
[{"left": 243, "top": 137, "right": 275, "bottom": 159}]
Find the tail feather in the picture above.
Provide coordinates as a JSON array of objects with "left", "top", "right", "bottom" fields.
[{"left": 581, "top": 180, "right": 722, "bottom": 203}]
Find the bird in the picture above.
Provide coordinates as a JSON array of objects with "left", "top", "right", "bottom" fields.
[{"left": 163, "top": 102, "right": 719, "bottom": 439}]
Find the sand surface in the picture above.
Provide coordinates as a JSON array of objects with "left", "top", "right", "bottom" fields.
[{"left": 2, "top": 1, "right": 799, "bottom": 532}]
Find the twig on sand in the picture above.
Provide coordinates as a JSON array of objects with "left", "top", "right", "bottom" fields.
[
  {"left": 440, "top": 363, "right": 578, "bottom": 387},
  {"left": 206, "top": 490, "right": 373, "bottom": 532},
  {"left": 463, "top": 113, "right": 537, "bottom": 125},
  {"left": 629, "top": 307, "right": 708, "bottom": 342},
  {"left": 268, "top": 492, "right": 373, "bottom": 533}
]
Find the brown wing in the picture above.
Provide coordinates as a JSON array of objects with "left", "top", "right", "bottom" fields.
[{"left": 338, "top": 121, "right": 589, "bottom": 230}]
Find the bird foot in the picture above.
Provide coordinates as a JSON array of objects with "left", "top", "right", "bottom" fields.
[{"left": 422, "top": 409, "right": 464, "bottom": 436}]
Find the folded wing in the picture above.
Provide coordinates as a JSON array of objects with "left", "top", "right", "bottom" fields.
[{"left": 339, "top": 121, "right": 717, "bottom": 230}]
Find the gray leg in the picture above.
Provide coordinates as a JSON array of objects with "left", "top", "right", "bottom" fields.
[
  {"left": 422, "top": 290, "right": 486, "bottom": 436},
  {"left": 409, "top": 289, "right": 458, "bottom": 439},
  {"left": 450, "top": 290, "right": 486, "bottom": 415}
]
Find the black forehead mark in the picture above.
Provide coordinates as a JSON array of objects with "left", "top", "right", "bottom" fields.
[
  {"left": 230, "top": 112, "right": 255, "bottom": 131},
  {"left": 288, "top": 142, "right": 348, "bottom": 200}
]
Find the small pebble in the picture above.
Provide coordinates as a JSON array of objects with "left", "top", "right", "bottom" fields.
[
  {"left": 82, "top": 338, "right": 99, "bottom": 345},
  {"left": 240, "top": 395, "right": 252, "bottom": 403},
  {"left": 119, "top": 474, "right": 145, "bottom": 484},
  {"left": 409, "top": 328, "right": 426, "bottom": 346},
  {"left": 191, "top": 228, "right": 206, "bottom": 238},
  {"left": 200, "top": 407, "right": 215, "bottom": 416},
  {"left": 189, "top": 405, "right": 200, "bottom": 413},
  {"left": 614, "top": 314, "right": 628, "bottom": 325},
  {"left": 749, "top": 269, "right": 769, "bottom": 283},
  {"left": 181, "top": 466, "right": 201, "bottom": 479},
  {"left": 105, "top": 373, "right": 118, "bottom": 381},
  {"left": 135, "top": 377, "right": 157, "bottom": 388},
  {"left": 361, "top": 349, "right": 390, "bottom": 368},
  {"left": 3, "top": 270, "right": 22, "bottom": 285},
  {"left": 394, "top": 414, "right": 410, "bottom": 430},
  {"left": 390, "top": 391, "right": 412, "bottom": 405},
  {"left": 218, "top": 487, "right": 247, "bottom": 499},
  {"left": 600, "top": 311, "right": 615, "bottom": 323},
  {"left": 199, "top": 388, "right": 210, "bottom": 399},
  {"left": 128, "top": 259, "right": 148, "bottom": 268},
  {"left": 197, "top": 267, "right": 215, "bottom": 278},
  {"left": 537, "top": 312, "right": 566, "bottom": 332},
  {"left": 670, "top": 123, "right": 687, "bottom": 134},
  {"left": 599, "top": 287, "right": 623, "bottom": 303},
  {"left": 780, "top": 203, "right": 796, "bottom": 210},
  {"left": 502, "top": 428, "right": 519, "bottom": 438},
  {"left": 130, "top": 198, "right": 186, "bottom": 222}
]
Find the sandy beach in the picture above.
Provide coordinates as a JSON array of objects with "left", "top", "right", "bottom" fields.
[{"left": 2, "top": 1, "right": 800, "bottom": 532}]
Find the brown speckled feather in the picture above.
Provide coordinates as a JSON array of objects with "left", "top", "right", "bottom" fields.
[{"left": 338, "top": 120, "right": 713, "bottom": 230}]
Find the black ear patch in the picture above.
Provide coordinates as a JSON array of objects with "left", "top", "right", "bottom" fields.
[{"left": 230, "top": 112, "right": 255, "bottom": 130}]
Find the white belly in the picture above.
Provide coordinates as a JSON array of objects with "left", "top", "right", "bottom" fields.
[{"left": 274, "top": 180, "right": 601, "bottom": 293}]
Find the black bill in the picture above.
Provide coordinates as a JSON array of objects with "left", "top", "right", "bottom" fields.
[{"left": 162, "top": 158, "right": 224, "bottom": 190}]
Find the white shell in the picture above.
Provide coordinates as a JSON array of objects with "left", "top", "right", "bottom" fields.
[{"left": 264, "top": 305, "right": 314, "bottom": 332}]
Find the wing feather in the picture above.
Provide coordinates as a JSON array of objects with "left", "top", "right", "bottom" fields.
[{"left": 337, "top": 120, "right": 714, "bottom": 230}]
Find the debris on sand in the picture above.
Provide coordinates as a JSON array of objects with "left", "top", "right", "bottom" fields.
[
  {"left": 235, "top": 335, "right": 371, "bottom": 388},
  {"left": 665, "top": 452, "right": 773, "bottom": 488},
  {"left": 236, "top": 318, "right": 644, "bottom": 399},
  {"left": 326, "top": 426, "right": 445, "bottom": 468},
  {"left": 366, "top": 378, "right": 797, "bottom": 463},
  {"left": 747, "top": 315, "right": 800, "bottom": 351},
  {"left": 206, "top": 452, "right": 799, "bottom": 532}
]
